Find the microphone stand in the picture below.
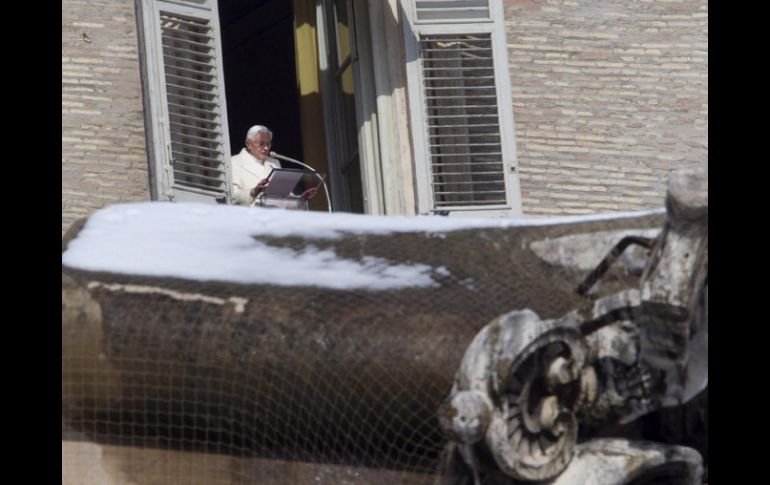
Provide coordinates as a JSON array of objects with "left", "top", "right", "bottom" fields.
[{"left": 269, "top": 151, "right": 333, "bottom": 213}]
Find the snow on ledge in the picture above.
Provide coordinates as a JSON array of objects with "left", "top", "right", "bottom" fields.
[{"left": 62, "top": 202, "right": 664, "bottom": 290}]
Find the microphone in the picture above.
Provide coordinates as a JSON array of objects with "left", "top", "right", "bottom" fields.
[{"left": 269, "top": 151, "right": 332, "bottom": 213}]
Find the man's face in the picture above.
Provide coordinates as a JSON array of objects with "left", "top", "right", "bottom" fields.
[{"left": 247, "top": 133, "right": 272, "bottom": 160}]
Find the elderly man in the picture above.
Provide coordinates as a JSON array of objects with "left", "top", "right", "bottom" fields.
[{"left": 230, "top": 125, "right": 316, "bottom": 206}]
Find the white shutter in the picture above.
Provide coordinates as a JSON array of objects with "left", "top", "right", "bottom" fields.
[
  {"left": 403, "top": 0, "right": 522, "bottom": 217},
  {"left": 414, "top": 0, "right": 490, "bottom": 22},
  {"left": 140, "top": 0, "right": 231, "bottom": 204}
]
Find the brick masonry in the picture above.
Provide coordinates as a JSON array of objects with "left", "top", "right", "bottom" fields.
[
  {"left": 62, "top": 0, "right": 150, "bottom": 235},
  {"left": 61, "top": 0, "right": 708, "bottom": 230},
  {"left": 503, "top": 0, "right": 707, "bottom": 216}
]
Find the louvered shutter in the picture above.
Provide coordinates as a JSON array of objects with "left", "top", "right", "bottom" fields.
[
  {"left": 403, "top": 0, "right": 522, "bottom": 217},
  {"left": 415, "top": 0, "right": 490, "bottom": 21},
  {"left": 140, "top": 0, "right": 231, "bottom": 203}
]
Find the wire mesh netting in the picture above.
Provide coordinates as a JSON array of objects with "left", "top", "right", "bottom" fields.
[{"left": 62, "top": 208, "right": 664, "bottom": 484}]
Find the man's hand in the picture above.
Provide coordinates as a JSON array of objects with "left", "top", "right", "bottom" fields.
[
  {"left": 302, "top": 187, "right": 318, "bottom": 200},
  {"left": 250, "top": 179, "right": 269, "bottom": 199}
]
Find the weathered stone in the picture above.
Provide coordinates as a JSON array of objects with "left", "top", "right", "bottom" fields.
[
  {"left": 62, "top": 168, "right": 707, "bottom": 484},
  {"left": 546, "top": 439, "right": 702, "bottom": 485},
  {"left": 62, "top": 208, "right": 662, "bottom": 476},
  {"left": 439, "top": 168, "right": 707, "bottom": 483}
]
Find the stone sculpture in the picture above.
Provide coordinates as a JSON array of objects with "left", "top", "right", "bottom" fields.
[
  {"left": 438, "top": 167, "right": 707, "bottom": 484},
  {"left": 61, "top": 168, "right": 706, "bottom": 484}
]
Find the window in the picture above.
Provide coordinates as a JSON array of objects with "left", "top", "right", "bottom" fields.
[
  {"left": 403, "top": 0, "right": 522, "bottom": 217},
  {"left": 138, "top": 0, "right": 232, "bottom": 203},
  {"left": 316, "top": 0, "right": 361, "bottom": 212}
]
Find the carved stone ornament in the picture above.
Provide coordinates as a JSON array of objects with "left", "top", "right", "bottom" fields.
[{"left": 439, "top": 167, "right": 707, "bottom": 484}]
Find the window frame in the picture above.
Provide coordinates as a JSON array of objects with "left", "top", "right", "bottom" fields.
[
  {"left": 402, "top": 0, "right": 522, "bottom": 217},
  {"left": 136, "top": 0, "right": 233, "bottom": 204}
]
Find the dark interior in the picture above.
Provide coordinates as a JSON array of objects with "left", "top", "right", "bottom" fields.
[{"left": 219, "top": 0, "right": 305, "bottom": 165}]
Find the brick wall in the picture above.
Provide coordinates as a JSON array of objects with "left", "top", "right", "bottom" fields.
[
  {"left": 62, "top": 0, "right": 150, "bottom": 235},
  {"left": 61, "top": 0, "right": 708, "bottom": 227},
  {"left": 503, "top": 0, "right": 707, "bottom": 216}
]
